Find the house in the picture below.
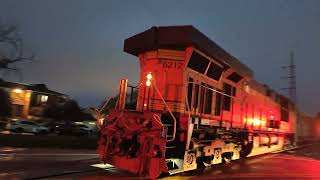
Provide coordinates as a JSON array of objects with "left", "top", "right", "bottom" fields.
[
  {"left": 81, "top": 107, "right": 98, "bottom": 120},
  {"left": 0, "top": 78, "right": 69, "bottom": 118}
]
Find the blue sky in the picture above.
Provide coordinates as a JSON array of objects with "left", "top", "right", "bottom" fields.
[{"left": 0, "top": 0, "right": 319, "bottom": 115}]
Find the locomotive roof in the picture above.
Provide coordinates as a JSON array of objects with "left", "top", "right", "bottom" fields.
[
  {"left": 124, "top": 25, "right": 253, "bottom": 78},
  {"left": 247, "top": 79, "right": 295, "bottom": 107}
]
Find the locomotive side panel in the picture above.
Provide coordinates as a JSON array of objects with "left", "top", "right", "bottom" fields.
[{"left": 182, "top": 46, "right": 295, "bottom": 162}]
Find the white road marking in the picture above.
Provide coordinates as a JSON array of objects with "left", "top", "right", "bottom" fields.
[{"left": 91, "top": 163, "right": 114, "bottom": 169}]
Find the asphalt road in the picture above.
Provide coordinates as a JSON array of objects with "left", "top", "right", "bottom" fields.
[
  {"left": 1, "top": 144, "right": 320, "bottom": 180},
  {"left": 0, "top": 147, "right": 99, "bottom": 180}
]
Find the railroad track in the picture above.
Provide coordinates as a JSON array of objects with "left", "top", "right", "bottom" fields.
[{"left": 26, "top": 166, "right": 116, "bottom": 180}]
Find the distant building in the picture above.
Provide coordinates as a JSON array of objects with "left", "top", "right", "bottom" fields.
[
  {"left": 297, "top": 111, "right": 320, "bottom": 140},
  {"left": 313, "top": 114, "right": 320, "bottom": 138},
  {"left": 296, "top": 111, "right": 313, "bottom": 139},
  {"left": 0, "top": 79, "right": 69, "bottom": 118}
]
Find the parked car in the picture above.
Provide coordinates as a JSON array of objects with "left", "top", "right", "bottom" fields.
[
  {"left": 37, "top": 119, "right": 65, "bottom": 133},
  {"left": 71, "top": 124, "right": 93, "bottom": 136},
  {"left": 6, "top": 119, "right": 49, "bottom": 135},
  {"left": 56, "top": 123, "right": 92, "bottom": 136}
]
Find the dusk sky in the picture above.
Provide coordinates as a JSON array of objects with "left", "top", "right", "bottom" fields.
[{"left": 0, "top": 0, "right": 319, "bottom": 115}]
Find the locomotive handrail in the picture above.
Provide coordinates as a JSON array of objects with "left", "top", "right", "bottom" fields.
[
  {"left": 96, "top": 83, "right": 120, "bottom": 130},
  {"left": 153, "top": 82, "right": 177, "bottom": 142},
  {"left": 125, "top": 84, "right": 139, "bottom": 110},
  {"left": 153, "top": 114, "right": 164, "bottom": 128},
  {"left": 184, "top": 87, "right": 192, "bottom": 150},
  {"left": 187, "top": 81, "right": 235, "bottom": 99},
  {"left": 149, "top": 99, "right": 182, "bottom": 111}
]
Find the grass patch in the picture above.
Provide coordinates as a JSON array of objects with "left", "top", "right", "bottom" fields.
[{"left": 0, "top": 134, "right": 98, "bottom": 149}]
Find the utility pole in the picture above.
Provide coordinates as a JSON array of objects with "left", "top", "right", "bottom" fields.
[
  {"left": 281, "top": 51, "right": 298, "bottom": 146},
  {"left": 281, "top": 51, "right": 297, "bottom": 104}
]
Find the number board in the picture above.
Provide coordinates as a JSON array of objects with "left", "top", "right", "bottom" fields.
[{"left": 162, "top": 60, "right": 184, "bottom": 69}]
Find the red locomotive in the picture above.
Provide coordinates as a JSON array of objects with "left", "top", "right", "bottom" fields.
[{"left": 97, "top": 26, "right": 296, "bottom": 179}]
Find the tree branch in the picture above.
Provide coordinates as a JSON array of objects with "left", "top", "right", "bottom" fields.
[{"left": 0, "top": 22, "right": 34, "bottom": 72}]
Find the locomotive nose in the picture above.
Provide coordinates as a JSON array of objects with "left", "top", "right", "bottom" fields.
[{"left": 97, "top": 111, "right": 167, "bottom": 178}]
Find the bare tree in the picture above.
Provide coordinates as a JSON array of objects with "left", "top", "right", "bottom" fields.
[{"left": 0, "top": 22, "right": 34, "bottom": 74}]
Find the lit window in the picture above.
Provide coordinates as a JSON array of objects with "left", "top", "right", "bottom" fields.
[
  {"left": 13, "top": 88, "right": 23, "bottom": 93},
  {"left": 41, "top": 95, "right": 48, "bottom": 102}
]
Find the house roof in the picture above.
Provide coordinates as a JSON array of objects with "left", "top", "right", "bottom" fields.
[
  {"left": 124, "top": 25, "right": 253, "bottom": 78},
  {"left": 0, "top": 78, "right": 66, "bottom": 96}
]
